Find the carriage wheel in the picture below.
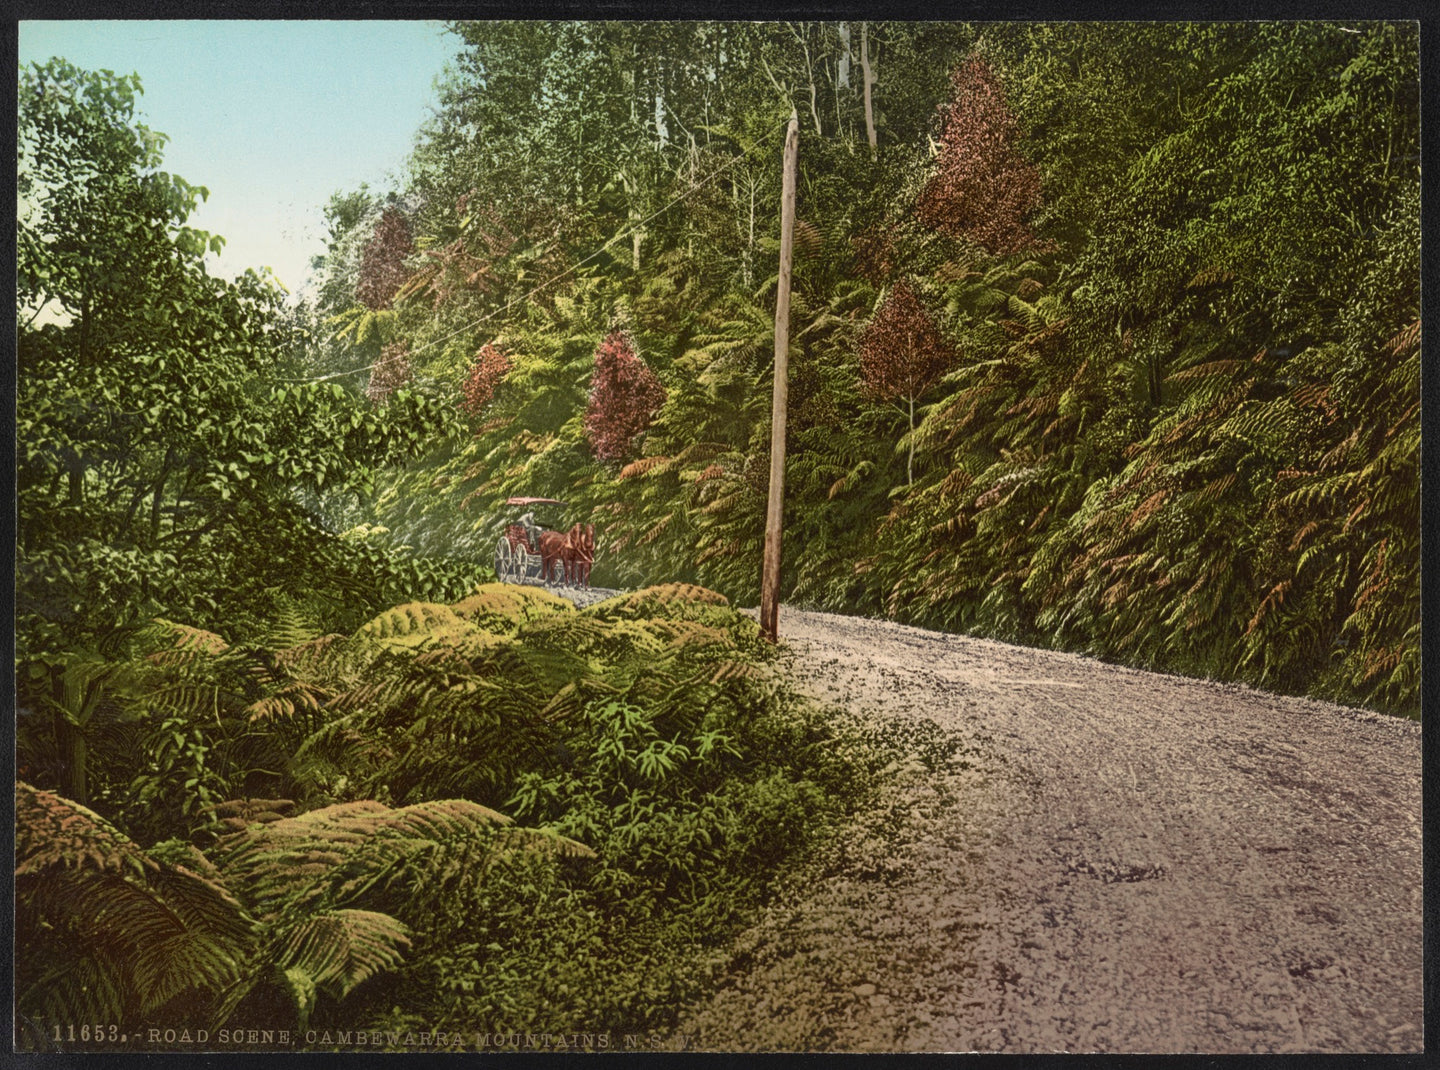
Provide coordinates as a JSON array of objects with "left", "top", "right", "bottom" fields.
[{"left": 495, "top": 536, "right": 513, "bottom": 583}]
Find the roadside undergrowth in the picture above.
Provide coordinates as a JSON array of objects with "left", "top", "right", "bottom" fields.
[{"left": 16, "top": 583, "right": 914, "bottom": 1050}]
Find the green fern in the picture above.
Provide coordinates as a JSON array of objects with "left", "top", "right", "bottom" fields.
[
  {"left": 210, "top": 798, "right": 593, "bottom": 919},
  {"left": 15, "top": 783, "right": 253, "bottom": 1024},
  {"left": 275, "top": 909, "right": 411, "bottom": 1030}
]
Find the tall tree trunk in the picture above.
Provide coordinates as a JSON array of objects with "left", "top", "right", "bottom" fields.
[
  {"left": 790, "top": 22, "right": 824, "bottom": 137},
  {"left": 621, "top": 170, "right": 644, "bottom": 272},
  {"left": 907, "top": 393, "right": 915, "bottom": 486},
  {"left": 806, "top": 57, "right": 823, "bottom": 138},
  {"left": 860, "top": 22, "right": 878, "bottom": 159},
  {"left": 52, "top": 673, "right": 87, "bottom": 806}
]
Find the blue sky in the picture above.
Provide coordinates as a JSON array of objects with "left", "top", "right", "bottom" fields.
[{"left": 19, "top": 20, "right": 461, "bottom": 297}]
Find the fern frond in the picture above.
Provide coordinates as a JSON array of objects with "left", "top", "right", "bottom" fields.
[
  {"left": 275, "top": 908, "right": 410, "bottom": 1000},
  {"left": 585, "top": 583, "right": 730, "bottom": 623},
  {"left": 359, "top": 602, "right": 471, "bottom": 642},
  {"left": 136, "top": 622, "right": 229, "bottom": 674},
  {"left": 449, "top": 584, "right": 575, "bottom": 633},
  {"left": 205, "top": 798, "right": 298, "bottom": 832},
  {"left": 272, "top": 633, "right": 358, "bottom": 687},
  {"left": 16, "top": 781, "right": 154, "bottom": 878},
  {"left": 259, "top": 604, "right": 323, "bottom": 651},
  {"left": 212, "top": 798, "right": 594, "bottom": 922},
  {"left": 619, "top": 455, "right": 671, "bottom": 479},
  {"left": 16, "top": 784, "right": 252, "bottom": 1020},
  {"left": 246, "top": 680, "right": 332, "bottom": 724}
]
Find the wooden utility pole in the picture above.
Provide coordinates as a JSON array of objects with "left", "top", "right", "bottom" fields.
[{"left": 761, "top": 111, "right": 799, "bottom": 643}]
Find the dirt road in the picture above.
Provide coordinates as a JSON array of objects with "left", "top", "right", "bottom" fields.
[{"left": 678, "top": 608, "right": 1423, "bottom": 1054}]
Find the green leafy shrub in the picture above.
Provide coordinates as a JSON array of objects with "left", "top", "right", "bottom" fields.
[{"left": 16, "top": 580, "right": 852, "bottom": 1046}]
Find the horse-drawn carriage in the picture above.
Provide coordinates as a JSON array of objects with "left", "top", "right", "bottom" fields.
[{"left": 493, "top": 497, "right": 595, "bottom": 588}]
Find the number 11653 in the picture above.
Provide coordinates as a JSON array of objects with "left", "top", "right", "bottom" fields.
[{"left": 54, "top": 1024, "right": 121, "bottom": 1042}]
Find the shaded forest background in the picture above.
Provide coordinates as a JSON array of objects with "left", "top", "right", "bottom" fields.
[
  {"left": 13, "top": 20, "right": 1421, "bottom": 1044},
  {"left": 294, "top": 21, "right": 1418, "bottom": 717}
]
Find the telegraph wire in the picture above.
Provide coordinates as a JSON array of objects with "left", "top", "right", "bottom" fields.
[{"left": 272, "top": 119, "right": 788, "bottom": 386}]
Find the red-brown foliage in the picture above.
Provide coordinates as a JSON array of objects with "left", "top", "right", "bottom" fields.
[
  {"left": 585, "top": 328, "right": 667, "bottom": 463},
  {"left": 460, "top": 342, "right": 513, "bottom": 416},
  {"left": 357, "top": 206, "right": 414, "bottom": 310},
  {"left": 917, "top": 56, "right": 1043, "bottom": 255},
  {"left": 857, "top": 279, "right": 953, "bottom": 405},
  {"left": 414, "top": 198, "right": 519, "bottom": 310}
]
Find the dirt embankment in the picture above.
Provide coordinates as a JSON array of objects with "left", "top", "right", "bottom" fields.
[{"left": 678, "top": 608, "right": 1423, "bottom": 1054}]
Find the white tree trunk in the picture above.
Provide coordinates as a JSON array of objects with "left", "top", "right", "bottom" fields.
[
  {"left": 860, "top": 22, "right": 878, "bottom": 159},
  {"left": 908, "top": 393, "right": 915, "bottom": 486}
]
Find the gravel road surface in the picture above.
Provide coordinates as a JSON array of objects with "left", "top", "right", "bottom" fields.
[
  {"left": 678, "top": 608, "right": 1423, "bottom": 1054},
  {"left": 523, "top": 580, "right": 621, "bottom": 609}
]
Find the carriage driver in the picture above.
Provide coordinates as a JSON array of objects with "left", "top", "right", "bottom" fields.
[{"left": 518, "top": 510, "right": 541, "bottom": 550}]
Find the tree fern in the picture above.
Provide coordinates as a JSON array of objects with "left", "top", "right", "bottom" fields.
[
  {"left": 210, "top": 798, "right": 592, "bottom": 920},
  {"left": 275, "top": 910, "right": 411, "bottom": 1030},
  {"left": 15, "top": 783, "right": 253, "bottom": 1025}
]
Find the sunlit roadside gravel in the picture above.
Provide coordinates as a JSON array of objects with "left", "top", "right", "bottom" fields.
[
  {"left": 521, "top": 580, "right": 622, "bottom": 609},
  {"left": 676, "top": 607, "right": 1422, "bottom": 1054}
]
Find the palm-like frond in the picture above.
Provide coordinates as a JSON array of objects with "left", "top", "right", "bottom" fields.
[
  {"left": 15, "top": 783, "right": 253, "bottom": 1022},
  {"left": 328, "top": 305, "right": 398, "bottom": 346},
  {"left": 276, "top": 908, "right": 411, "bottom": 1002},
  {"left": 210, "top": 798, "right": 594, "bottom": 922}
]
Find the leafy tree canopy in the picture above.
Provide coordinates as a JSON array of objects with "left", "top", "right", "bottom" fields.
[{"left": 17, "top": 58, "right": 468, "bottom": 674}]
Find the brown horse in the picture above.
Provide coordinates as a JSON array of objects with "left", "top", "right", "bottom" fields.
[
  {"left": 537, "top": 529, "right": 571, "bottom": 585},
  {"left": 534, "top": 523, "right": 596, "bottom": 587},
  {"left": 560, "top": 523, "right": 595, "bottom": 587}
]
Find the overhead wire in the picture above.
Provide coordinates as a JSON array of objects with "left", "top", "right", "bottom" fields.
[{"left": 272, "top": 122, "right": 783, "bottom": 386}]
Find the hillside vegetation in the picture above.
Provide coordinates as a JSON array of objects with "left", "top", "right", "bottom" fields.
[
  {"left": 14, "top": 18, "right": 1419, "bottom": 1049},
  {"left": 307, "top": 22, "right": 1416, "bottom": 716}
]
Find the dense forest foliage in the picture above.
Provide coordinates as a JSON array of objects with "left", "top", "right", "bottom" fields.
[
  {"left": 294, "top": 21, "right": 1417, "bottom": 716},
  {"left": 14, "top": 18, "right": 1420, "bottom": 1049}
]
